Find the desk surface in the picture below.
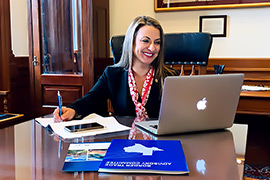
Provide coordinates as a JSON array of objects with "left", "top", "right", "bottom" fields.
[{"left": 0, "top": 117, "right": 248, "bottom": 180}]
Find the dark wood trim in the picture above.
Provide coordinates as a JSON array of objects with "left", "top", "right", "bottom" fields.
[
  {"left": 27, "top": 0, "right": 35, "bottom": 117},
  {"left": 9, "top": 55, "right": 31, "bottom": 119},
  {"left": 155, "top": 0, "right": 270, "bottom": 11},
  {"left": 40, "top": 74, "right": 83, "bottom": 85},
  {"left": 81, "top": 0, "right": 94, "bottom": 94},
  {"left": 93, "top": 0, "right": 110, "bottom": 58},
  {"left": 27, "top": 0, "right": 44, "bottom": 116},
  {"left": 208, "top": 58, "right": 270, "bottom": 69},
  {"left": 208, "top": 58, "right": 270, "bottom": 85},
  {"left": 0, "top": 0, "right": 12, "bottom": 91}
]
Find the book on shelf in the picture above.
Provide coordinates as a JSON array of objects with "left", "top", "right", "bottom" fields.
[
  {"left": 98, "top": 139, "right": 189, "bottom": 175},
  {"left": 62, "top": 142, "right": 111, "bottom": 172}
]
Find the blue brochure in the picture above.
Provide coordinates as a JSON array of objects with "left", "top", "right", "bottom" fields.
[
  {"left": 98, "top": 139, "right": 189, "bottom": 174},
  {"left": 62, "top": 142, "right": 110, "bottom": 172}
]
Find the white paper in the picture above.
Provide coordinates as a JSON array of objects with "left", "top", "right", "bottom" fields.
[
  {"left": 68, "top": 142, "right": 111, "bottom": 150},
  {"left": 202, "top": 18, "right": 224, "bottom": 35},
  {"left": 35, "top": 113, "right": 131, "bottom": 139},
  {"left": 242, "top": 85, "right": 270, "bottom": 91}
]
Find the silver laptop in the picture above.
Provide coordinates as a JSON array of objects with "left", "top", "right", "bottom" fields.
[{"left": 135, "top": 73, "right": 244, "bottom": 135}]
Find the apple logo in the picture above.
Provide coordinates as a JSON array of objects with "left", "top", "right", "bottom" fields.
[
  {"left": 196, "top": 159, "right": 206, "bottom": 175},
  {"left": 196, "top": 97, "right": 207, "bottom": 110}
]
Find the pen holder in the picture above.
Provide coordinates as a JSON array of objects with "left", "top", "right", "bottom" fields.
[{"left": 213, "top": 65, "right": 225, "bottom": 74}]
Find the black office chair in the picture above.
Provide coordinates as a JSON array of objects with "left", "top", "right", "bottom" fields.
[
  {"left": 109, "top": 35, "right": 125, "bottom": 64},
  {"left": 110, "top": 32, "right": 212, "bottom": 75},
  {"left": 164, "top": 33, "right": 212, "bottom": 75}
]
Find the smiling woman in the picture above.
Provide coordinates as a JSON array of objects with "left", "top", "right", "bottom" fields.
[
  {"left": 53, "top": 15, "right": 178, "bottom": 122},
  {"left": 132, "top": 25, "right": 161, "bottom": 94}
]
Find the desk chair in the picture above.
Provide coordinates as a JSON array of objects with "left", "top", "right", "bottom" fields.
[
  {"left": 164, "top": 32, "right": 212, "bottom": 75},
  {"left": 110, "top": 32, "right": 213, "bottom": 75},
  {"left": 109, "top": 35, "right": 125, "bottom": 64}
]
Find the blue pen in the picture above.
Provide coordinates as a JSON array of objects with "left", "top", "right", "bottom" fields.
[
  {"left": 57, "top": 91, "right": 63, "bottom": 116},
  {"left": 57, "top": 91, "right": 63, "bottom": 159}
]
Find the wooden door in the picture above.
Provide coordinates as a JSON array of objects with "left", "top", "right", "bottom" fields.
[
  {"left": 27, "top": 0, "right": 109, "bottom": 117},
  {"left": 0, "top": 0, "right": 12, "bottom": 113}
]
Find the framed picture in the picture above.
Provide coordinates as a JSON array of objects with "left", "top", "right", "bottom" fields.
[
  {"left": 155, "top": 0, "right": 270, "bottom": 11},
  {"left": 199, "top": 15, "right": 227, "bottom": 37}
]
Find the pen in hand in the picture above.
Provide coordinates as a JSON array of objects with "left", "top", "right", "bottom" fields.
[
  {"left": 57, "top": 91, "right": 63, "bottom": 158},
  {"left": 57, "top": 91, "right": 63, "bottom": 118}
]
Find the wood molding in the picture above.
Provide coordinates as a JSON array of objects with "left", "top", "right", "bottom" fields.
[
  {"left": 0, "top": 0, "right": 12, "bottom": 90},
  {"left": 208, "top": 58, "right": 270, "bottom": 84},
  {"left": 9, "top": 55, "right": 31, "bottom": 119},
  {"left": 208, "top": 58, "right": 270, "bottom": 71}
]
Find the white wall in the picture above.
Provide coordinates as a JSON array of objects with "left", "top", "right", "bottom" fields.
[
  {"left": 10, "top": 0, "right": 270, "bottom": 58},
  {"left": 10, "top": 0, "right": 29, "bottom": 57},
  {"left": 110, "top": 0, "right": 270, "bottom": 58}
]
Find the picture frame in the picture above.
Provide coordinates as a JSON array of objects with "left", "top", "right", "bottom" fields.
[
  {"left": 199, "top": 15, "right": 227, "bottom": 37},
  {"left": 155, "top": 0, "right": 270, "bottom": 11}
]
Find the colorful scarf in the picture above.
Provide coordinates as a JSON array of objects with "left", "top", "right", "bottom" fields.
[
  {"left": 128, "top": 66, "right": 155, "bottom": 119},
  {"left": 128, "top": 66, "right": 154, "bottom": 140}
]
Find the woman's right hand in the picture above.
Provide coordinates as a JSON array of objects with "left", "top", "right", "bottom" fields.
[{"left": 53, "top": 107, "right": 76, "bottom": 123}]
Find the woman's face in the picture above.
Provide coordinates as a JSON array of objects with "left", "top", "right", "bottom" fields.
[{"left": 133, "top": 25, "right": 161, "bottom": 67}]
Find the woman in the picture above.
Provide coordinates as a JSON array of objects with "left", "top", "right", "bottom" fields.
[{"left": 53, "top": 15, "right": 177, "bottom": 122}]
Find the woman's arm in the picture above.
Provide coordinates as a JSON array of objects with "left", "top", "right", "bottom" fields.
[{"left": 66, "top": 67, "right": 111, "bottom": 118}]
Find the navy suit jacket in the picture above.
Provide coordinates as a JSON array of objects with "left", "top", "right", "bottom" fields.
[{"left": 68, "top": 65, "right": 177, "bottom": 119}]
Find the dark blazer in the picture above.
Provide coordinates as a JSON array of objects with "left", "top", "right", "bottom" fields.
[{"left": 68, "top": 65, "right": 177, "bottom": 119}]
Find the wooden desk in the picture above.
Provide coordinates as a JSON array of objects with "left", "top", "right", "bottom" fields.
[
  {"left": 0, "top": 116, "right": 248, "bottom": 180},
  {"left": 238, "top": 91, "right": 270, "bottom": 115}
]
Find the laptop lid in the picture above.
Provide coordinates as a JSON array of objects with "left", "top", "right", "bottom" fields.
[{"left": 136, "top": 73, "right": 244, "bottom": 135}]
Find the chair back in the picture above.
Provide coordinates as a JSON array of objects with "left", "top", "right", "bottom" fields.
[
  {"left": 109, "top": 32, "right": 212, "bottom": 74},
  {"left": 109, "top": 35, "right": 125, "bottom": 64},
  {"left": 164, "top": 33, "right": 212, "bottom": 66}
]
